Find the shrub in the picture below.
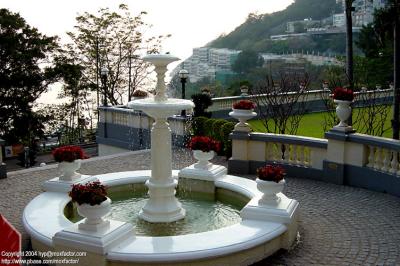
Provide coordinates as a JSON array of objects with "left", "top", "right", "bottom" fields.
[
  {"left": 192, "top": 116, "right": 208, "bottom": 136},
  {"left": 191, "top": 93, "right": 212, "bottom": 117},
  {"left": 204, "top": 118, "right": 216, "bottom": 137},
  {"left": 220, "top": 122, "right": 235, "bottom": 157},
  {"left": 212, "top": 119, "right": 227, "bottom": 142}
]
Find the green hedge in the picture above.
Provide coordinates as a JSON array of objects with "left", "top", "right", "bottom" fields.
[{"left": 191, "top": 117, "right": 235, "bottom": 157}]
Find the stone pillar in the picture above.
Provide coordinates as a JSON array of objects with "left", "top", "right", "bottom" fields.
[
  {"left": 139, "top": 117, "right": 185, "bottom": 223},
  {"left": 323, "top": 130, "right": 360, "bottom": 184},
  {"left": 0, "top": 139, "right": 6, "bottom": 179}
]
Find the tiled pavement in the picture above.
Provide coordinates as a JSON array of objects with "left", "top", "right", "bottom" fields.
[{"left": 1, "top": 149, "right": 399, "bottom": 265}]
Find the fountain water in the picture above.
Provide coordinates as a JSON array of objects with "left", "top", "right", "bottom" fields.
[{"left": 127, "top": 54, "right": 194, "bottom": 223}]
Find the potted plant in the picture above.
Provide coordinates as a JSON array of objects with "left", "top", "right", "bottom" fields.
[
  {"left": 188, "top": 136, "right": 220, "bottom": 169},
  {"left": 69, "top": 181, "right": 111, "bottom": 231},
  {"left": 132, "top": 89, "right": 149, "bottom": 100},
  {"left": 229, "top": 100, "right": 257, "bottom": 132},
  {"left": 332, "top": 87, "right": 354, "bottom": 128},
  {"left": 255, "top": 164, "right": 286, "bottom": 202},
  {"left": 52, "top": 145, "right": 88, "bottom": 181}
]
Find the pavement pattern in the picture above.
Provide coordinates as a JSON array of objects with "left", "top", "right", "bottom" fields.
[{"left": 1, "top": 149, "right": 399, "bottom": 266}]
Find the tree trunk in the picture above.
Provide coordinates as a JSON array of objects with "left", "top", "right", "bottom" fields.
[{"left": 393, "top": 1, "right": 400, "bottom": 139}]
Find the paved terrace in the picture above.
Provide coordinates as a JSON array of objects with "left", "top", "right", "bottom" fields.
[{"left": 1, "top": 149, "right": 399, "bottom": 265}]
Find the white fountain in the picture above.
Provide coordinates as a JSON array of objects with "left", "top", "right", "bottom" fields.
[
  {"left": 23, "top": 53, "right": 299, "bottom": 266},
  {"left": 127, "top": 54, "right": 194, "bottom": 222}
]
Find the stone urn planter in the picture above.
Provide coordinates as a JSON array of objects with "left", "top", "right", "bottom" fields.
[
  {"left": 256, "top": 178, "right": 285, "bottom": 203},
  {"left": 77, "top": 197, "right": 111, "bottom": 231},
  {"left": 334, "top": 99, "right": 352, "bottom": 127},
  {"left": 193, "top": 150, "right": 214, "bottom": 170},
  {"left": 229, "top": 108, "right": 257, "bottom": 132},
  {"left": 58, "top": 160, "right": 81, "bottom": 181}
]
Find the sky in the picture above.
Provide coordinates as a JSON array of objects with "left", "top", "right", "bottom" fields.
[{"left": 0, "top": 0, "right": 293, "bottom": 103}]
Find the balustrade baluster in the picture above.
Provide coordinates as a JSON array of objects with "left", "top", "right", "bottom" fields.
[
  {"left": 298, "top": 146, "right": 304, "bottom": 166},
  {"left": 367, "top": 146, "right": 375, "bottom": 168},
  {"left": 374, "top": 147, "right": 382, "bottom": 170},
  {"left": 382, "top": 149, "right": 390, "bottom": 172},
  {"left": 291, "top": 145, "right": 297, "bottom": 165},
  {"left": 390, "top": 151, "right": 398, "bottom": 174},
  {"left": 283, "top": 144, "right": 289, "bottom": 163}
]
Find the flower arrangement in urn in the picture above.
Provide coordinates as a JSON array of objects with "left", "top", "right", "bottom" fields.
[
  {"left": 69, "top": 181, "right": 108, "bottom": 205},
  {"left": 69, "top": 181, "right": 111, "bottom": 231},
  {"left": 53, "top": 145, "right": 88, "bottom": 181},
  {"left": 232, "top": 100, "right": 256, "bottom": 110},
  {"left": 255, "top": 164, "right": 286, "bottom": 202},
  {"left": 52, "top": 145, "right": 87, "bottom": 162},
  {"left": 332, "top": 87, "right": 354, "bottom": 130},
  {"left": 332, "top": 87, "right": 354, "bottom": 101},
  {"left": 132, "top": 89, "right": 149, "bottom": 98},
  {"left": 256, "top": 164, "right": 285, "bottom": 183},
  {"left": 188, "top": 136, "right": 221, "bottom": 169},
  {"left": 188, "top": 136, "right": 221, "bottom": 153}
]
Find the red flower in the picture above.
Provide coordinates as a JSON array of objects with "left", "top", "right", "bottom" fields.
[
  {"left": 233, "top": 100, "right": 256, "bottom": 110},
  {"left": 188, "top": 136, "right": 221, "bottom": 153},
  {"left": 69, "top": 181, "right": 107, "bottom": 206},
  {"left": 256, "top": 164, "right": 285, "bottom": 183},
  {"left": 333, "top": 87, "right": 354, "bottom": 101},
  {"left": 52, "top": 145, "right": 88, "bottom": 162}
]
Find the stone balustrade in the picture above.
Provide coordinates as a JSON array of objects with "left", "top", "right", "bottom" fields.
[
  {"left": 229, "top": 130, "right": 400, "bottom": 197},
  {"left": 209, "top": 89, "right": 393, "bottom": 118},
  {"left": 97, "top": 106, "right": 190, "bottom": 156}
]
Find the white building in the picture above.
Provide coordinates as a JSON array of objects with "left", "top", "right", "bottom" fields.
[
  {"left": 333, "top": 13, "right": 346, "bottom": 27},
  {"left": 173, "top": 47, "right": 240, "bottom": 83}
]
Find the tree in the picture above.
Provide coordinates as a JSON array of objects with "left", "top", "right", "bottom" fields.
[
  {"left": 0, "top": 8, "right": 59, "bottom": 145},
  {"left": 252, "top": 72, "right": 310, "bottom": 135},
  {"left": 232, "top": 50, "right": 264, "bottom": 74},
  {"left": 63, "top": 4, "right": 170, "bottom": 106}
]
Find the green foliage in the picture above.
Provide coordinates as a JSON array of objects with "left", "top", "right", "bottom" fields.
[
  {"left": 232, "top": 50, "right": 264, "bottom": 74},
  {"left": 191, "top": 117, "right": 235, "bottom": 157},
  {"left": 192, "top": 116, "right": 208, "bottom": 136},
  {"left": 0, "top": 8, "right": 59, "bottom": 145},
  {"left": 210, "top": 0, "right": 341, "bottom": 53},
  {"left": 203, "top": 119, "right": 216, "bottom": 137},
  {"left": 220, "top": 122, "right": 235, "bottom": 157},
  {"left": 191, "top": 93, "right": 212, "bottom": 117},
  {"left": 355, "top": 5, "right": 396, "bottom": 87}
]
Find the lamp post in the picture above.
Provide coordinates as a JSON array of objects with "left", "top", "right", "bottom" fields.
[
  {"left": 101, "top": 67, "right": 109, "bottom": 106},
  {"left": 179, "top": 69, "right": 189, "bottom": 117}
]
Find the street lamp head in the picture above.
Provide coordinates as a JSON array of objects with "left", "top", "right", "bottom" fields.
[
  {"left": 101, "top": 67, "right": 109, "bottom": 77},
  {"left": 178, "top": 69, "right": 189, "bottom": 79}
]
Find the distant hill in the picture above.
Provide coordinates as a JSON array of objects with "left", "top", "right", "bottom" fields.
[{"left": 209, "top": 0, "right": 345, "bottom": 54}]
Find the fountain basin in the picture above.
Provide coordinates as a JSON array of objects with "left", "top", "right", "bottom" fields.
[
  {"left": 127, "top": 98, "right": 194, "bottom": 118},
  {"left": 23, "top": 170, "right": 298, "bottom": 265}
]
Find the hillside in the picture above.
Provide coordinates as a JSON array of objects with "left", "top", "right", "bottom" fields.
[{"left": 209, "top": 0, "right": 344, "bottom": 53}]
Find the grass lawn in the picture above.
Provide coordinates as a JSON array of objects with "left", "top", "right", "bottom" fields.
[{"left": 248, "top": 108, "right": 393, "bottom": 139}]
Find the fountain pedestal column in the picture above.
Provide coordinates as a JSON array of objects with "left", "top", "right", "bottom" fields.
[
  {"left": 128, "top": 54, "right": 194, "bottom": 223},
  {"left": 139, "top": 118, "right": 185, "bottom": 222}
]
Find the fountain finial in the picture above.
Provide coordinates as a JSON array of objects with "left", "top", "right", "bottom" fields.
[{"left": 142, "top": 54, "right": 179, "bottom": 102}]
